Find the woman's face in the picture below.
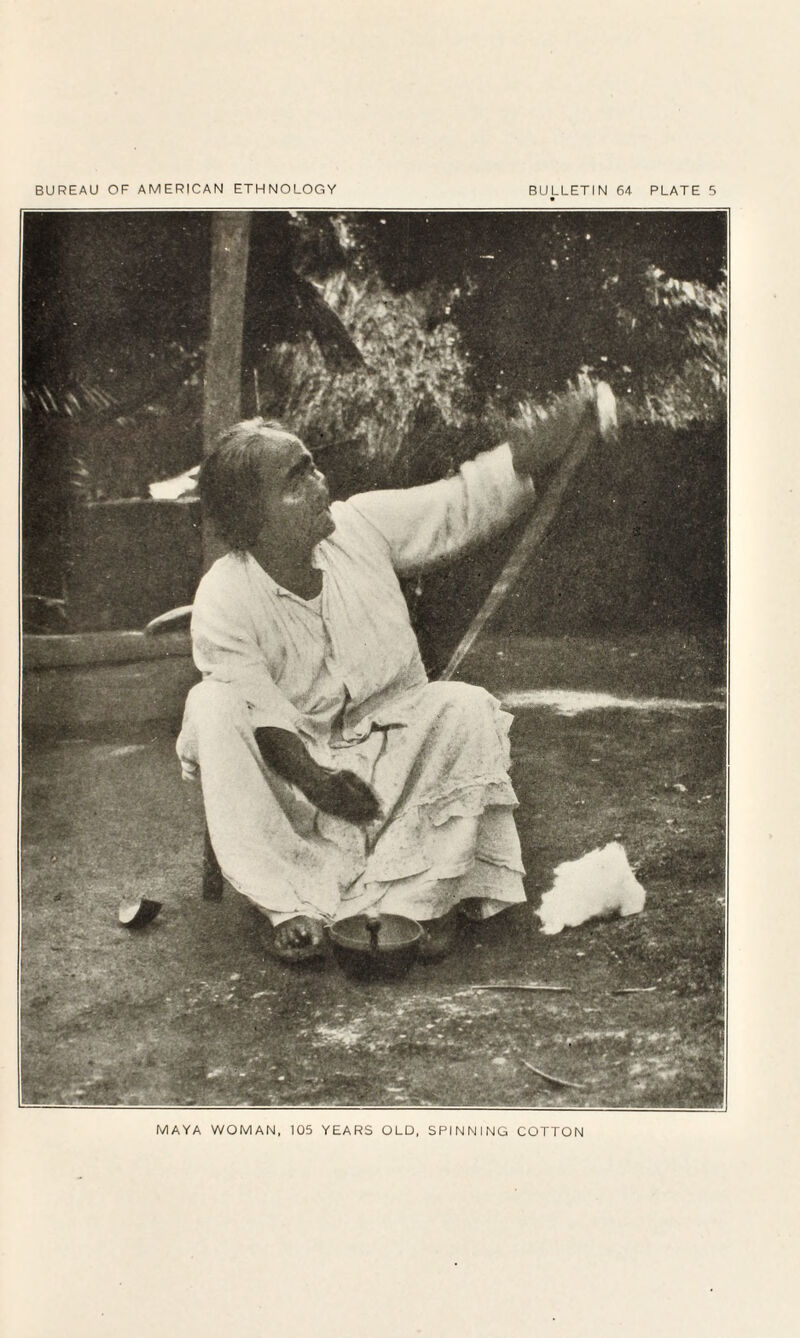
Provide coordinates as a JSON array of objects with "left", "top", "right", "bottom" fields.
[{"left": 255, "top": 432, "right": 334, "bottom": 554}]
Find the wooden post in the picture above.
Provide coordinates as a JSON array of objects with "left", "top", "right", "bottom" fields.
[{"left": 202, "top": 212, "right": 252, "bottom": 568}]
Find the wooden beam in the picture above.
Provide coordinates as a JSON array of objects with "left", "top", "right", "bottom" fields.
[{"left": 202, "top": 212, "right": 252, "bottom": 567}]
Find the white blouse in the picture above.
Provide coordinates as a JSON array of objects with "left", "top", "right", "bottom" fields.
[{"left": 189, "top": 442, "right": 534, "bottom": 749}]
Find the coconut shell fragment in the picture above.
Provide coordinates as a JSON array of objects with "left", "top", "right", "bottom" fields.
[{"left": 118, "top": 897, "right": 162, "bottom": 928}]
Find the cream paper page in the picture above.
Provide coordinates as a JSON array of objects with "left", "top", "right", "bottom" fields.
[{"left": 2, "top": 3, "right": 798, "bottom": 1335}]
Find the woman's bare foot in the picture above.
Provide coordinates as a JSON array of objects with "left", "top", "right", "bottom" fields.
[
  {"left": 458, "top": 897, "right": 486, "bottom": 922},
  {"left": 418, "top": 908, "right": 461, "bottom": 962},
  {"left": 269, "top": 915, "right": 326, "bottom": 963}
]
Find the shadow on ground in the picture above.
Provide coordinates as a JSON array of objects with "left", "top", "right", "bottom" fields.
[{"left": 20, "top": 631, "right": 726, "bottom": 1109}]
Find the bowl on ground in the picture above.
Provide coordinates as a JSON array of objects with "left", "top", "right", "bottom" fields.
[{"left": 328, "top": 912, "right": 423, "bottom": 982}]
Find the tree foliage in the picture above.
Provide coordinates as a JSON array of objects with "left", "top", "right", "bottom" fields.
[
  {"left": 342, "top": 211, "right": 727, "bottom": 430},
  {"left": 250, "top": 270, "right": 471, "bottom": 482}
]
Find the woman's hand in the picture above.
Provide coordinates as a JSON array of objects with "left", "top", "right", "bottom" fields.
[
  {"left": 508, "top": 380, "right": 609, "bottom": 483},
  {"left": 254, "top": 727, "right": 382, "bottom": 825},
  {"left": 315, "top": 770, "right": 383, "bottom": 824}
]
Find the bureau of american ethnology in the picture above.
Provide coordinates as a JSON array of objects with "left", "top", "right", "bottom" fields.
[{"left": 34, "top": 182, "right": 337, "bottom": 198}]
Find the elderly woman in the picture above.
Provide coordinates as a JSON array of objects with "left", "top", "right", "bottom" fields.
[{"left": 177, "top": 388, "right": 603, "bottom": 962}]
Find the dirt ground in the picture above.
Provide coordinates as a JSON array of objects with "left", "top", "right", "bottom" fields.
[{"left": 20, "top": 630, "right": 726, "bottom": 1110}]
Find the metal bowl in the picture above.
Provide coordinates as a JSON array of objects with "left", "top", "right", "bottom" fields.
[{"left": 328, "top": 913, "right": 423, "bottom": 982}]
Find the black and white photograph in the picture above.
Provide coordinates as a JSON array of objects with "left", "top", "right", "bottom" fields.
[
  {"left": 20, "top": 207, "right": 728, "bottom": 1110},
  {"left": 6, "top": 0, "right": 800, "bottom": 1334}
]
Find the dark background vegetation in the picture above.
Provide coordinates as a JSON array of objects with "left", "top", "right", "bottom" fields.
[{"left": 22, "top": 210, "right": 727, "bottom": 651}]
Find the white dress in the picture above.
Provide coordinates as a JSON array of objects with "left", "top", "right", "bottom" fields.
[{"left": 176, "top": 443, "right": 534, "bottom": 925}]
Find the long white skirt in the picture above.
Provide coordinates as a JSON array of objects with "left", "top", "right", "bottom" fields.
[{"left": 177, "top": 679, "right": 527, "bottom": 925}]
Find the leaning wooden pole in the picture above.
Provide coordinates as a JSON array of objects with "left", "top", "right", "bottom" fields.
[
  {"left": 202, "top": 211, "right": 252, "bottom": 570},
  {"left": 440, "top": 383, "right": 617, "bottom": 682}
]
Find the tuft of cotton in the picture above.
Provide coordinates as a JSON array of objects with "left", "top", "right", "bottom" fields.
[{"left": 536, "top": 841, "right": 646, "bottom": 935}]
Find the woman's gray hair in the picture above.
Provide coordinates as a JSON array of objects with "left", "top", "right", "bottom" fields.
[{"left": 199, "top": 418, "right": 296, "bottom": 551}]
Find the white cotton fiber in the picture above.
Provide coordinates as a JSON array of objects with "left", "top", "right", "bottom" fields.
[{"left": 535, "top": 841, "right": 646, "bottom": 935}]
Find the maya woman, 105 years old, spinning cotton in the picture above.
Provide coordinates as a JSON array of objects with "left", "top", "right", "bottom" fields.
[{"left": 176, "top": 383, "right": 607, "bottom": 963}]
